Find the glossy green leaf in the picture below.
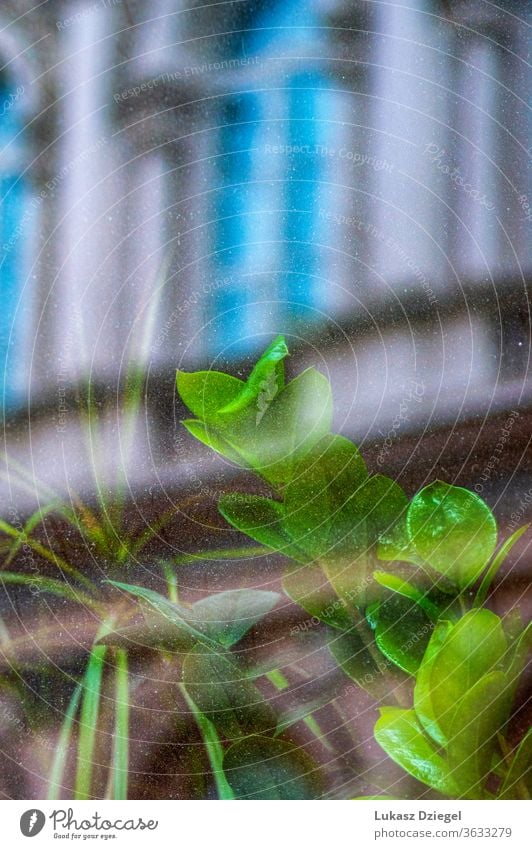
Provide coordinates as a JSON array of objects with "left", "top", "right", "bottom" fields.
[
  {"left": 282, "top": 562, "right": 353, "bottom": 630},
  {"left": 427, "top": 610, "right": 507, "bottom": 743},
  {"left": 368, "top": 594, "right": 434, "bottom": 676},
  {"left": 374, "top": 708, "right": 458, "bottom": 797},
  {"left": 414, "top": 620, "right": 454, "bottom": 746},
  {"left": 218, "top": 494, "right": 306, "bottom": 563},
  {"left": 177, "top": 370, "right": 245, "bottom": 423},
  {"left": 189, "top": 588, "right": 280, "bottom": 648},
  {"left": 447, "top": 671, "right": 513, "bottom": 799},
  {"left": 182, "top": 647, "right": 276, "bottom": 740},
  {"left": 407, "top": 481, "right": 497, "bottom": 588},
  {"left": 218, "top": 335, "right": 288, "bottom": 416},
  {"left": 499, "top": 727, "right": 532, "bottom": 800},
  {"left": 223, "top": 735, "right": 322, "bottom": 799}
]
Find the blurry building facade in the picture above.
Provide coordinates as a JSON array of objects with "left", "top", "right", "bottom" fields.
[{"left": 0, "top": 0, "right": 530, "bottom": 523}]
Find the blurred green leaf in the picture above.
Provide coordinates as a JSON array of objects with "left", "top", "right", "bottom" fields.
[
  {"left": 178, "top": 351, "right": 333, "bottom": 488},
  {"left": 169, "top": 545, "right": 271, "bottom": 566},
  {"left": 248, "top": 367, "right": 333, "bottom": 486},
  {"left": 355, "top": 475, "right": 409, "bottom": 548},
  {"left": 0, "top": 571, "right": 97, "bottom": 610},
  {"left": 447, "top": 671, "right": 512, "bottom": 799},
  {"left": 282, "top": 562, "right": 353, "bottom": 630},
  {"left": 110, "top": 648, "right": 129, "bottom": 800},
  {"left": 275, "top": 688, "right": 335, "bottom": 736},
  {"left": 506, "top": 621, "right": 532, "bottom": 693},
  {"left": 374, "top": 708, "right": 458, "bottom": 797},
  {"left": 108, "top": 582, "right": 222, "bottom": 651},
  {"left": 218, "top": 494, "right": 306, "bottom": 563},
  {"left": 284, "top": 434, "right": 368, "bottom": 561},
  {"left": 327, "top": 626, "right": 383, "bottom": 697},
  {"left": 414, "top": 620, "right": 453, "bottom": 746},
  {"left": 47, "top": 682, "right": 83, "bottom": 800},
  {"left": 75, "top": 636, "right": 109, "bottom": 800},
  {"left": 407, "top": 482, "right": 497, "bottom": 589},
  {"left": 182, "top": 647, "right": 276, "bottom": 740},
  {"left": 223, "top": 735, "right": 322, "bottom": 799},
  {"left": 425, "top": 610, "right": 507, "bottom": 743},
  {"left": 189, "top": 588, "right": 280, "bottom": 648},
  {"left": 499, "top": 727, "right": 532, "bottom": 800}
]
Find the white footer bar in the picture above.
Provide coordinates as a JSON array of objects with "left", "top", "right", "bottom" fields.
[{"left": 3, "top": 799, "right": 529, "bottom": 848}]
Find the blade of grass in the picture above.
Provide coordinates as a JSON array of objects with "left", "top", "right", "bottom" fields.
[
  {"left": 75, "top": 621, "right": 114, "bottom": 800},
  {"left": 0, "top": 453, "right": 60, "bottom": 501},
  {"left": 162, "top": 562, "right": 178, "bottom": 603},
  {"left": 265, "top": 669, "right": 334, "bottom": 753},
  {"left": 0, "top": 459, "right": 106, "bottom": 548},
  {"left": 170, "top": 546, "right": 272, "bottom": 566},
  {"left": 125, "top": 509, "right": 180, "bottom": 561},
  {"left": 111, "top": 251, "right": 173, "bottom": 533},
  {"left": 110, "top": 368, "right": 145, "bottom": 533},
  {"left": 0, "top": 518, "right": 95, "bottom": 592},
  {"left": 47, "top": 681, "right": 83, "bottom": 800},
  {"left": 110, "top": 648, "right": 129, "bottom": 800},
  {"left": 0, "top": 572, "right": 100, "bottom": 611},
  {"left": 474, "top": 525, "right": 529, "bottom": 608},
  {"left": 0, "top": 467, "right": 112, "bottom": 555},
  {"left": 179, "top": 683, "right": 235, "bottom": 800},
  {"left": 4, "top": 501, "right": 64, "bottom": 566}
]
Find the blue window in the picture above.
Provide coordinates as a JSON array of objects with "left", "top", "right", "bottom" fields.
[
  {"left": 211, "top": 93, "right": 264, "bottom": 355},
  {"left": 283, "top": 70, "right": 332, "bottom": 317},
  {"left": 0, "top": 73, "right": 28, "bottom": 411},
  {"left": 209, "top": 2, "right": 337, "bottom": 354}
]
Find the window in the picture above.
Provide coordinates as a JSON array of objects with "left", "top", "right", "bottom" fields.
[
  {"left": 207, "top": 1, "right": 342, "bottom": 354},
  {"left": 0, "top": 71, "right": 29, "bottom": 410}
]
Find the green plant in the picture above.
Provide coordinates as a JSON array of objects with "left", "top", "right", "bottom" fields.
[
  {"left": 2, "top": 336, "right": 529, "bottom": 800},
  {"left": 375, "top": 610, "right": 531, "bottom": 799},
  {"left": 171, "top": 335, "right": 531, "bottom": 799},
  {"left": 0, "top": 367, "right": 178, "bottom": 800},
  {"left": 104, "top": 582, "right": 324, "bottom": 799}
]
